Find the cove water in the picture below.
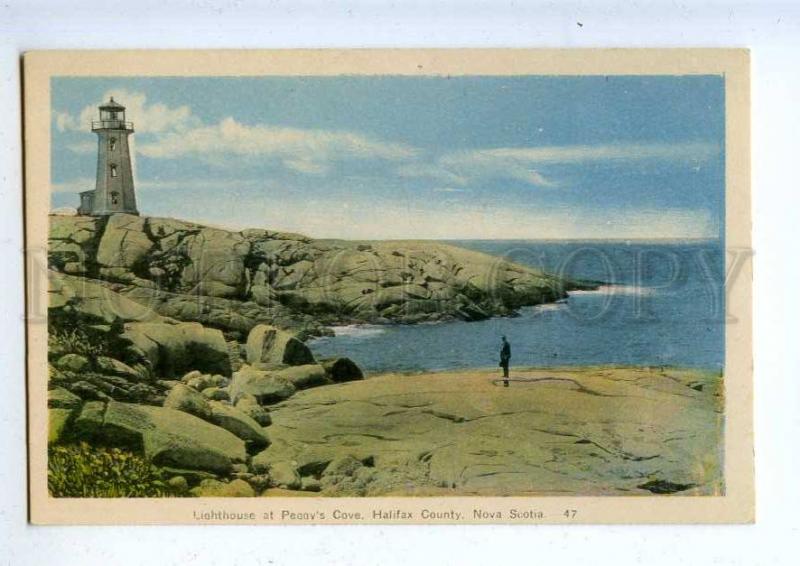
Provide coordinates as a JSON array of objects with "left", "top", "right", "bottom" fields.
[{"left": 308, "top": 240, "right": 725, "bottom": 373}]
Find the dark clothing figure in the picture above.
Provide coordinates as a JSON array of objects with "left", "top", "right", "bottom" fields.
[{"left": 500, "top": 337, "right": 511, "bottom": 386}]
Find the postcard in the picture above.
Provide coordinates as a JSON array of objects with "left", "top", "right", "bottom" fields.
[{"left": 24, "top": 49, "right": 752, "bottom": 524}]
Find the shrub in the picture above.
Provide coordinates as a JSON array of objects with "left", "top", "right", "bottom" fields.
[
  {"left": 48, "top": 443, "right": 174, "bottom": 498},
  {"left": 48, "top": 327, "right": 109, "bottom": 360}
]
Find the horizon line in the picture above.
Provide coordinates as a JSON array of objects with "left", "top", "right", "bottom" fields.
[{"left": 49, "top": 210, "right": 721, "bottom": 244}]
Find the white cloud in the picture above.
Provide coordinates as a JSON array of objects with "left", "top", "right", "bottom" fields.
[
  {"left": 444, "top": 141, "right": 721, "bottom": 167},
  {"left": 398, "top": 154, "right": 556, "bottom": 188},
  {"left": 401, "top": 141, "right": 721, "bottom": 189},
  {"left": 135, "top": 117, "right": 419, "bottom": 177}
]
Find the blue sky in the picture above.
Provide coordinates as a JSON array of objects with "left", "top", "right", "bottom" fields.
[{"left": 51, "top": 75, "right": 725, "bottom": 240}]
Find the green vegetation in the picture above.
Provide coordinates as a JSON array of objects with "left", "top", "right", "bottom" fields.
[
  {"left": 48, "top": 327, "right": 109, "bottom": 360},
  {"left": 48, "top": 443, "right": 174, "bottom": 498}
]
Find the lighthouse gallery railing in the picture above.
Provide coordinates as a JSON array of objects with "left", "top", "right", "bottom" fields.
[{"left": 91, "top": 120, "right": 134, "bottom": 131}]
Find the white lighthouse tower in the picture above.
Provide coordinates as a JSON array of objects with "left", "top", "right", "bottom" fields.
[{"left": 77, "top": 97, "right": 139, "bottom": 216}]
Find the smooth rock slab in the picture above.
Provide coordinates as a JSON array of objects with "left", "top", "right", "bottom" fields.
[{"left": 260, "top": 367, "right": 725, "bottom": 496}]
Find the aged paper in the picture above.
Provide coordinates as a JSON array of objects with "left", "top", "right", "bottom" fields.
[{"left": 25, "top": 49, "right": 752, "bottom": 524}]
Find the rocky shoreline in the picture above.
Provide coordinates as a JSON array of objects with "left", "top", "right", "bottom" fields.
[
  {"left": 46, "top": 212, "right": 609, "bottom": 497},
  {"left": 49, "top": 213, "right": 595, "bottom": 336}
]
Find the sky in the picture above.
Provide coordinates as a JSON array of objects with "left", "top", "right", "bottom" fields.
[{"left": 50, "top": 75, "right": 725, "bottom": 240}]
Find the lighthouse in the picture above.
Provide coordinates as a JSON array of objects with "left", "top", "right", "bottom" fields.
[{"left": 77, "top": 97, "right": 139, "bottom": 216}]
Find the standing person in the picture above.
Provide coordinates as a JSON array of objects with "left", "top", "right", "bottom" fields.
[{"left": 500, "top": 336, "right": 511, "bottom": 387}]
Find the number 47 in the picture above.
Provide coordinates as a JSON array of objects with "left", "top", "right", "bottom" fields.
[{"left": 563, "top": 509, "right": 578, "bottom": 519}]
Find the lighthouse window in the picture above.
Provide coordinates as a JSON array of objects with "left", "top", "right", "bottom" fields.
[
  {"left": 110, "top": 164, "right": 118, "bottom": 177},
  {"left": 110, "top": 191, "right": 119, "bottom": 205},
  {"left": 109, "top": 138, "right": 116, "bottom": 151}
]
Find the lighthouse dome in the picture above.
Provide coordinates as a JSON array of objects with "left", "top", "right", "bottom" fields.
[{"left": 99, "top": 96, "right": 126, "bottom": 111}]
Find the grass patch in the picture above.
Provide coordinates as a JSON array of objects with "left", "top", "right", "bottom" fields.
[{"left": 48, "top": 443, "right": 174, "bottom": 498}]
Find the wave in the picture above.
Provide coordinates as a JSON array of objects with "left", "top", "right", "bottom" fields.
[
  {"left": 532, "top": 301, "right": 568, "bottom": 312},
  {"left": 329, "top": 324, "right": 387, "bottom": 339},
  {"left": 568, "top": 284, "right": 658, "bottom": 297}
]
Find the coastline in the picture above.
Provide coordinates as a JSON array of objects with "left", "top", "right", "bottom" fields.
[{"left": 46, "top": 214, "right": 723, "bottom": 499}]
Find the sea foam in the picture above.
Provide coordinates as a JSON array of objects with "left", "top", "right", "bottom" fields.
[
  {"left": 568, "top": 284, "right": 657, "bottom": 297},
  {"left": 330, "top": 324, "right": 387, "bottom": 338}
]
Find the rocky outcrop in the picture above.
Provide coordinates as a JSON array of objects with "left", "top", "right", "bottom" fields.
[{"left": 48, "top": 214, "right": 590, "bottom": 335}]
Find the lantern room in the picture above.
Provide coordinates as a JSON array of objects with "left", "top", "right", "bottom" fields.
[{"left": 92, "top": 97, "right": 134, "bottom": 132}]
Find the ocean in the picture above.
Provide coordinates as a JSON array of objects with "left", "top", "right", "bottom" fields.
[{"left": 308, "top": 240, "right": 726, "bottom": 373}]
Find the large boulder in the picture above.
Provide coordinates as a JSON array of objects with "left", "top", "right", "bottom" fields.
[
  {"left": 321, "top": 357, "right": 364, "bottom": 383},
  {"left": 208, "top": 401, "right": 269, "bottom": 448},
  {"left": 71, "top": 400, "right": 247, "bottom": 475},
  {"left": 234, "top": 395, "right": 272, "bottom": 426},
  {"left": 245, "top": 324, "right": 314, "bottom": 367},
  {"left": 274, "top": 364, "right": 330, "bottom": 389},
  {"left": 48, "top": 387, "right": 83, "bottom": 409},
  {"left": 163, "top": 383, "right": 213, "bottom": 420},
  {"left": 123, "top": 321, "right": 232, "bottom": 378},
  {"left": 267, "top": 461, "right": 301, "bottom": 490},
  {"left": 228, "top": 366, "right": 296, "bottom": 405},
  {"left": 202, "top": 387, "right": 230, "bottom": 402},
  {"left": 55, "top": 353, "right": 90, "bottom": 373}
]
